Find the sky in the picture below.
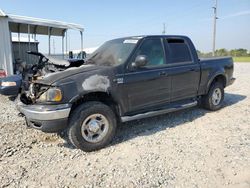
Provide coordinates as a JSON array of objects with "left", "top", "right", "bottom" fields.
[{"left": 0, "top": 0, "right": 250, "bottom": 53}]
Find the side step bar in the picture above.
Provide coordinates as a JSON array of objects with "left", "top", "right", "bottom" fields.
[{"left": 121, "top": 101, "right": 198, "bottom": 122}]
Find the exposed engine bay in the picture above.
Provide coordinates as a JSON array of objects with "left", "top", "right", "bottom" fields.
[
  {"left": 22, "top": 51, "right": 84, "bottom": 79},
  {"left": 16, "top": 52, "right": 84, "bottom": 104}
]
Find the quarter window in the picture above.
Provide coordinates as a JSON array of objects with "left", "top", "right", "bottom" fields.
[{"left": 166, "top": 39, "right": 192, "bottom": 64}]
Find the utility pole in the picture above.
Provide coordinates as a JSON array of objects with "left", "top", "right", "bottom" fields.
[
  {"left": 212, "top": 0, "right": 218, "bottom": 56},
  {"left": 162, "top": 23, "right": 166, "bottom": 35}
]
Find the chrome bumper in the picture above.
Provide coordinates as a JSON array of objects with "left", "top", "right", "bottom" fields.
[{"left": 17, "top": 103, "right": 71, "bottom": 121}]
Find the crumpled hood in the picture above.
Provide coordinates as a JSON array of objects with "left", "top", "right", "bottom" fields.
[
  {"left": 34, "top": 64, "right": 102, "bottom": 85},
  {"left": 45, "top": 55, "right": 70, "bottom": 67}
]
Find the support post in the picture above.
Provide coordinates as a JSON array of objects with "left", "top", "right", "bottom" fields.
[
  {"left": 18, "top": 24, "right": 21, "bottom": 59},
  {"left": 80, "top": 31, "right": 83, "bottom": 58},
  {"left": 48, "top": 27, "right": 51, "bottom": 55},
  {"left": 62, "top": 35, "right": 65, "bottom": 59},
  {"left": 65, "top": 30, "right": 68, "bottom": 58},
  {"left": 27, "top": 24, "right": 31, "bottom": 64},
  {"left": 28, "top": 24, "right": 31, "bottom": 51},
  {"left": 34, "top": 25, "right": 37, "bottom": 41},
  {"left": 9, "top": 30, "right": 14, "bottom": 75}
]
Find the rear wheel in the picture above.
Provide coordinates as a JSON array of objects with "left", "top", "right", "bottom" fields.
[
  {"left": 202, "top": 82, "right": 224, "bottom": 111},
  {"left": 67, "top": 102, "right": 117, "bottom": 152}
]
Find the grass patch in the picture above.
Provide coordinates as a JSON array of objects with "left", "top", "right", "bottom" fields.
[{"left": 233, "top": 57, "right": 250, "bottom": 62}]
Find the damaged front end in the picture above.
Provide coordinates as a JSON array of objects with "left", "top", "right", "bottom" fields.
[
  {"left": 1, "top": 51, "right": 84, "bottom": 103},
  {"left": 17, "top": 78, "right": 71, "bottom": 132},
  {"left": 20, "top": 83, "right": 52, "bottom": 104},
  {"left": 17, "top": 83, "right": 71, "bottom": 132},
  {"left": 20, "top": 81, "right": 64, "bottom": 105}
]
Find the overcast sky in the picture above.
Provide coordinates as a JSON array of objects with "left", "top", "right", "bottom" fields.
[{"left": 1, "top": 0, "right": 250, "bottom": 53}]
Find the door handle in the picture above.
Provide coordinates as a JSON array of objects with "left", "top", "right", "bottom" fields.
[{"left": 159, "top": 71, "right": 167, "bottom": 76}]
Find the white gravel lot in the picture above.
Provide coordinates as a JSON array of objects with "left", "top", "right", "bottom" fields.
[{"left": 0, "top": 63, "right": 249, "bottom": 188}]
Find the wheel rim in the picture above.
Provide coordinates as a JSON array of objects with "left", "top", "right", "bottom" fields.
[
  {"left": 81, "top": 114, "right": 109, "bottom": 143},
  {"left": 212, "top": 88, "right": 222, "bottom": 106}
]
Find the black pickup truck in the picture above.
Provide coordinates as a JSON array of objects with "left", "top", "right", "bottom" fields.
[{"left": 1, "top": 35, "right": 235, "bottom": 151}]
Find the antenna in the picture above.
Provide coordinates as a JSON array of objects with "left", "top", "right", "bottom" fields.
[
  {"left": 162, "top": 23, "right": 166, "bottom": 35},
  {"left": 212, "top": 0, "right": 218, "bottom": 56}
]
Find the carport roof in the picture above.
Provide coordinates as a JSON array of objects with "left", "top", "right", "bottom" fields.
[
  {"left": 0, "top": 9, "right": 6, "bottom": 16},
  {"left": 0, "top": 9, "right": 84, "bottom": 36}
]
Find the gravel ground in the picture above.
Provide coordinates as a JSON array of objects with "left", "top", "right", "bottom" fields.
[{"left": 0, "top": 63, "right": 249, "bottom": 188}]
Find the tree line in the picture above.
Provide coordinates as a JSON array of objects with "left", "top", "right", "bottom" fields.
[{"left": 197, "top": 48, "right": 250, "bottom": 57}]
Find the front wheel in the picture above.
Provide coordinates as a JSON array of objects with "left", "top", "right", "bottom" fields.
[
  {"left": 202, "top": 82, "right": 224, "bottom": 111},
  {"left": 67, "top": 102, "right": 117, "bottom": 152}
]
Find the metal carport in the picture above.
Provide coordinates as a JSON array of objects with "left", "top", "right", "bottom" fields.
[{"left": 0, "top": 9, "right": 84, "bottom": 75}]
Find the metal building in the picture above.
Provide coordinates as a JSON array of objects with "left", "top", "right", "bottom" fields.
[
  {"left": 0, "top": 9, "right": 84, "bottom": 76},
  {"left": 12, "top": 37, "right": 39, "bottom": 65}
]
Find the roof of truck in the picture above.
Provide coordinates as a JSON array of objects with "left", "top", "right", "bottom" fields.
[{"left": 111, "top": 35, "right": 189, "bottom": 41}]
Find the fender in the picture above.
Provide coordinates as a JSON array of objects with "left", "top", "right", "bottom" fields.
[
  {"left": 69, "top": 90, "right": 123, "bottom": 116},
  {"left": 205, "top": 70, "right": 227, "bottom": 93},
  {"left": 69, "top": 90, "right": 110, "bottom": 104}
]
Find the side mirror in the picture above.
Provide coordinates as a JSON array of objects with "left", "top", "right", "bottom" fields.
[{"left": 132, "top": 55, "right": 148, "bottom": 68}]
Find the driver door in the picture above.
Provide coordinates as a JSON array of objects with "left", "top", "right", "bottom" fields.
[{"left": 121, "top": 38, "right": 171, "bottom": 113}]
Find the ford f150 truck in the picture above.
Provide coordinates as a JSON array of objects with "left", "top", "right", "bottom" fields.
[{"left": 1, "top": 35, "right": 235, "bottom": 151}]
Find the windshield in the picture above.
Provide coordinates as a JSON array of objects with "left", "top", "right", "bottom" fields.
[{"left": 86, "top": 38, "right": 138, "bottom": 66}]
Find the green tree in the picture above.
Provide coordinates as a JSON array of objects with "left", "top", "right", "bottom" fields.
[
  {"left": 229, "top": 49, "right": 248, "bottom": 57},
  {"left": 197, "top": 48, "right": 250, "bottom": 57},
  {"left": 215, "top": 48, "right": 228, "bottom": 56}
]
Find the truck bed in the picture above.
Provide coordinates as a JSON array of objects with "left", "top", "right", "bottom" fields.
[{"left": 198, "top": 56, "right": 234, "bottom": 95}]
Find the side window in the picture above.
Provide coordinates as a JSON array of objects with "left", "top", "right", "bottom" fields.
[
  {"left": 134, "top": 38, "right": 165, "bottom": 67},
  {"left": 166, "top": 39, "right": 192, "bottom": 64}
]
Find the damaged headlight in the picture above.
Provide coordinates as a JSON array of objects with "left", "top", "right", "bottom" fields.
[{"left": 38, "top": 87, "right": 63, "bottom": 102}]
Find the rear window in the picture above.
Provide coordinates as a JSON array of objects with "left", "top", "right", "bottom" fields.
[{"left": 166, "top": 39, "right": 192, "bottom": 64}]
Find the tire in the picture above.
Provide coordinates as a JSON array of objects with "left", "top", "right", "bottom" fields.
[
  {"left": 202, "top": 82, "right": 224, "bottom": 111},
  {"left": 67, "top": 101, "right": 117, "bottom": 152}
]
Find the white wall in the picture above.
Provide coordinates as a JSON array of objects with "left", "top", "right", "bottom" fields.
[{"left": 0, "top": 16, "right": 13, "bottom": 75}]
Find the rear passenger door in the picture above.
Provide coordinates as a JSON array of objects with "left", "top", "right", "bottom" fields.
[{"left": 164, "top": 38, "right": 200, "bottom": 102}]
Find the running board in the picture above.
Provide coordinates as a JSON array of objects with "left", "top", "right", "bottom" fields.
[{"left": 121, "top": 101, "right": 198, "bottom": 122}]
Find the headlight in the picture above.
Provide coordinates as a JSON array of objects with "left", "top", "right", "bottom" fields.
[
  {"left": 1, "top": 81, "right": 17, "bottom": 87},
  {"left": 38, "top": 88, "right": 62, "bottom": 102}
]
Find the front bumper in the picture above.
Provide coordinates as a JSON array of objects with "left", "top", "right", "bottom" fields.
[{"left": 17, "top": 103, "right": 71, "bottom": 133}]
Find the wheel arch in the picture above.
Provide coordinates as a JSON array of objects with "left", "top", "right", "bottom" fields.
[
  {"left": 69, "top": 91, "right": 121, "bottom": 118},
  {"left": 206, "top": 73, "right": 227, "bottom": 93}
]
